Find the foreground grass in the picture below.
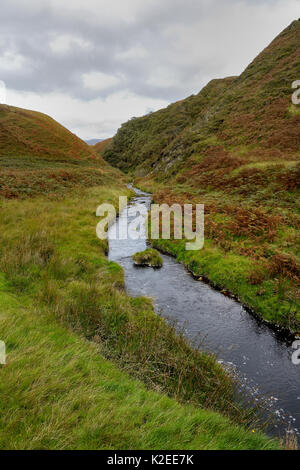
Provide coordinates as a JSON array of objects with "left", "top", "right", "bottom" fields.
[
  {"left": 0, "top": 277, "right": 277, "bottom": 450},
  {"left": 0, "top": 186, "right": 241, "bottom": 418},
  {"left": 0, "top": 184, "right": 278, "bottom": 449},
  {"left": 137, "top": 178, "right": 299, "bottom": 332}
]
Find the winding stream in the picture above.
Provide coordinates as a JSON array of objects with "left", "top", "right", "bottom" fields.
[{"left": 108, "top": 186, "right": 300, "bottom": 439}]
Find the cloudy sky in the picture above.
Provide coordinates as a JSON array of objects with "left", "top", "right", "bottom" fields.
[{"left": 1, "top": 0, "right": 299, "bottom": 140}]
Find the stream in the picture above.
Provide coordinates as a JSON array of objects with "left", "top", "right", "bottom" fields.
[{"left": 108, "top": 186, "right": 300, "bottom": 440}]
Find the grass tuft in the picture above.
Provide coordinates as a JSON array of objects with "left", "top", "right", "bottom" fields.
[{"left": 133, "top": 248, "right": 163, "bottom": 268}]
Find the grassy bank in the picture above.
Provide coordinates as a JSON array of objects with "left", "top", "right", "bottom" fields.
[
  {"left": 0, "top": 183, "right": 278, "bottom": 449},
  {"left": 133, "top": 248, "right": 163, "bottom": 268},
  {"left": 0, "top": 276, "right": 277, "bottom": 450},
  {"left": 136, "top": 177, "right": 299, "bottom": 332}
]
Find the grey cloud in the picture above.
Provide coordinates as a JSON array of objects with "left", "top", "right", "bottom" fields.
[{"left": 1, "top": 0, "right": 299, "bottom": 137}]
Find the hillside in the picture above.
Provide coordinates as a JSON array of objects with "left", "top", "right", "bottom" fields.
[
  {"left": 0, "top": 275, "right": 276, "bottom": 450},
  {"left": 104, "top": 20, "right": 300, "bottom": 175},
  {"left": 0, "top": 104, "right": 117, "bottom": 198},
  {"left": 103, "top": 20, "right": 300, "bottom": 329},
  {"left": 104, "top": 77, "right": 236, "bottom": 173}
]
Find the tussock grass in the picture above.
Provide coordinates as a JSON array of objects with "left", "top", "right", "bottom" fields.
[
  {"left": 0, "top": 184, "right": 277, "bottom": 450},
  {"left": 133, "top": 248, "right": 163, "bottom": 268}
]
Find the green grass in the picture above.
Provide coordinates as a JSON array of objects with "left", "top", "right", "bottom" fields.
[
  {"left": 0, "top": 277, "right": 278, "bottom": 450},
  {"left": 288, "top": 104, "right": 300, "bottom": 116},
  {"left": 231, "top": 160, "right": 299, "bottom": 176},
  {"left": 133, "top": 249, "right": 163, "bottom": 268}
]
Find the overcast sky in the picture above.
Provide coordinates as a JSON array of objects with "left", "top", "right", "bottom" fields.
[{"left": 1, "top": 0, "right": 299, "bottom": 140}]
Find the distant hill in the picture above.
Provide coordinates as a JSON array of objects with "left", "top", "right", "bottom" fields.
[
  {"left": 0, "top": 105, "right": 119, "bottom": 198},
  {"left": 85, "top": 139, "right": 103, "bottom": 145}
]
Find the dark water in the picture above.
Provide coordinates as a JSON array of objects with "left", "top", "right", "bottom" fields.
[{"left": 108, "top": 187, "right": 300, "bottom": 439}]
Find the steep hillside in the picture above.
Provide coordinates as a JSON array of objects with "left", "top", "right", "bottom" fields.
[
  {"left": 103, "top": 21, "right": 300, "bottom": 329},
  {"left": 0, "top": 104, "right": 118, "bottom": 198}
]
